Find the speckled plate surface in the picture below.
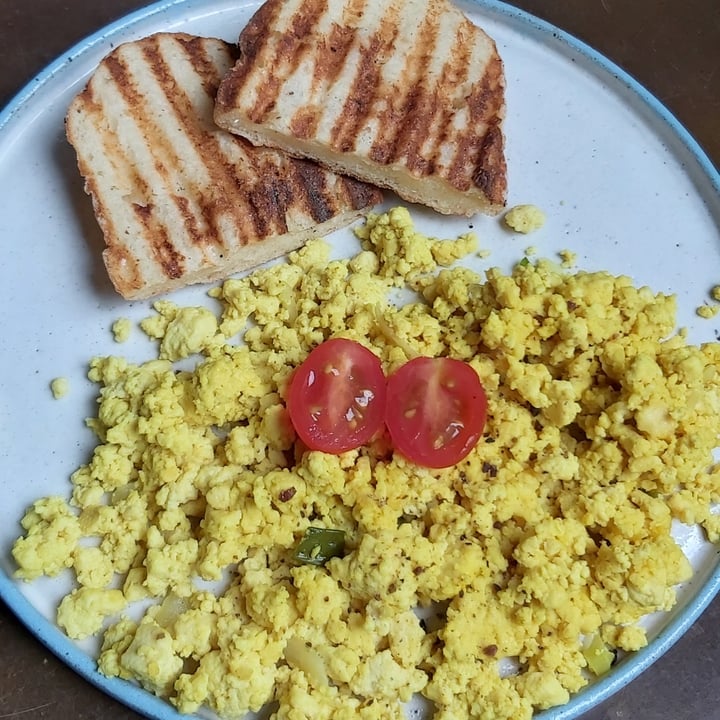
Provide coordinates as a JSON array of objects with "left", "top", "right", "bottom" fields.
[{"left": 0, "top": 1, "right": 719, "bottom": 719}]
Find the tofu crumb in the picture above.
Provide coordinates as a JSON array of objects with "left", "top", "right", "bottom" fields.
[
  {"left": 697, "top": 285, "right": 720, "bottom": 318},
  {"left": 50, "top": 377, "right": 69, "bottom": 399},
  {"left": 14, "top": 207, "right": 720, "bottom": 720},
  {"left": 559, "top": 249, "right": 577, "bottom": 267},
  {"left": 112, "top": 318, "right": 132, "bottom": 343},
  {"left": 504, "top": 204, "right": 546, "bottom": 233},
  {"left": 140, "top": 303, "right": 219, "bottom": 361},
  {"left": 696, "top": 304, "right": 720, "bottom": 319}
]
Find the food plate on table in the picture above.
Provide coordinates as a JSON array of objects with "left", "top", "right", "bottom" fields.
[{"left": 0, "top": 1, "right": 719, "bottom": 719}]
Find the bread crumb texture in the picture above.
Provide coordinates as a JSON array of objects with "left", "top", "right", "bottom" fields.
[{"left": 14, "top": 207, "right": 720, "bottom": 720}]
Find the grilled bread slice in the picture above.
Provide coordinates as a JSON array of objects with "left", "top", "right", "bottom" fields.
[
  {"left": 214, "top": 0, "right": 507, "bottom": 217},
  {"left": 66, "top": 32, "right": 382, "bottom": 300}
]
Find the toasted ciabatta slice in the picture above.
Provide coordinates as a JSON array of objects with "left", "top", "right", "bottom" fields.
[
  {"left": 214, "top": 0, "right": 507, "bottom": 217},
  {"left": 66, "top": 32, "right": 382, "bottom": 300}
]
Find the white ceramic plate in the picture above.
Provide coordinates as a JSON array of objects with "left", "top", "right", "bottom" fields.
[{"left": 1, "top": 1, "right": 719, "bottom": 719}]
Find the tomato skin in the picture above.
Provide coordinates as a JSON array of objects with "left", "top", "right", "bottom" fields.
[
  {"left": 385, "top": 357, "right": 487, "bottom": 468},
  {"left": 287, "top": 338, "right": 387, "bottom": 454}
]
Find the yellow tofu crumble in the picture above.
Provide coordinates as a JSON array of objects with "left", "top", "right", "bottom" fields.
[
  {"left": 697, "top": 304, "right": 720, "bottom": 319},
  {"left": 559, "top": 249, "right": 577, "bottom": 268},
  {"left": 112, "top": 317, "right": 132, "bottom": 343},
  {"left": 13, "top": 207, "right": 720, "bottom": 720},
  {"left": 504, "top": 204, "right": 546, "bottom": 234},
  {"left": 50, "top": 377, "right": 69, "bottom": 399},
  {"left": 697, "top": 285, "right": 720, "bottom": 318}
]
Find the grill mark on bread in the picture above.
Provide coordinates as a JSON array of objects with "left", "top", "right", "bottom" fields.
[
  {"left": 310, "top": 0, "right": 369, "bottom": 91},
  {"left": 72, "top": 96, "right": 150, "bottom": 295},
  {"left": 420, "top": 27, "right": 474, "bottom": 178},
  {"left": 132, "top": 202, "right": 185, "bottom": 279},
  {"left": 228, "top": 143, "right": 312, "bottom": 237},
  {"left": 100, "top": 53, "right": 190, "bottom": 279},
  {"left": 140, "top": 36, "right": 328, "bottom": 253},
  {"left": 289, "top": 1, "right": 365, "bottom": 140},
  {"left": 245, "top": 171, "right": 286, "bottom": 237},
  {"left": 447, "top": 54, "right": 506, "bottom": 198},
  {"left": 473, "top": 122, "right": 506, "bottom": 204},
  {"left": 330, "top": 20, "right": 401, "bottom": 152},
  {"left": 139, "top": 38, "right": 258, "bottom": 251},
  {"left": 104, "top": 48, "right": 199, "bottom": 267},
  {"left": 318, "top": 17, "right": 357, "bottom": 84},
  {"left": 104, "top": 243, "right": 144, "bottom": 295},
  {"left": 290, "top": 158, "right": 335, "bottom": 222},
  {"left": 290, "top": 106, "right": 319, "bottom": 140},
  {"left": 139, "top": 41, "right": 221, "bottom": 252},
  {"left": 368, "top": 9, "right": 445, "bottom": 172},
  {"left": 214, "top": 0, "right": 507, "bottom": 216},
  {"left": 218, "top": 0, "right": 382, "bottom": 230},
  {"left": 427, "top": 33, "right": 473, "bottom": 172},
  {"left": 216, "top": 0, "right": 281, "bottom": 105},
  {"left": 340, "top": 171, "right": 384, "bottom": 211},
  {"left": 66, "top": 32, "right": 382, "bottom": 299},
  {"left": 249, "top": 0, "right": 328, "bottom": 121},
  {"left": 163, "top": 36, "right": 287, "bottom": 244},
  {"left": 175, "top": 34, "right": 229, "bottom": 98}
]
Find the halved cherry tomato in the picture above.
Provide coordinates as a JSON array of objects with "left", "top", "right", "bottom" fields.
[
  {"left": 385, "top": 357, "right": 487, "bottom": 468},
  {"left": 288, "top": 338, "right": 387, "bottom": 453}
]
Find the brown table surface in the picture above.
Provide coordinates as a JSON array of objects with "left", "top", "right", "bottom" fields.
[{"left": 1, "top": 1, "right": 719, "bottom": 719}]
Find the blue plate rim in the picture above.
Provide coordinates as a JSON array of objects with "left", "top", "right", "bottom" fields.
[{"left": 1, "top": 1, "right": 719, "bottom": 719}]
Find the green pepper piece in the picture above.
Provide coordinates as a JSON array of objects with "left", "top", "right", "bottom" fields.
[
  {"left": 582, "top": 633, "right": 616, "bottom": 676},
  {"left": 293, "top": 527, "right": 346, "bottom": 566}
]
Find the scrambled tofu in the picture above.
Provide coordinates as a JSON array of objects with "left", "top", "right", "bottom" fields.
[
  {"left": 504, "top": 204, "right": 546, "bottom": 234},
  {"left": 696, "top": 285, "right": 720, "bottom": 318},
  {"left": 13, "top": 206, "right": 720, "bottom": 720},
  {"left": 112, "top": 318, "right": 132, "bottom": 343},
  {"left": 50, "top": 377, "right": 70, "bottom": 399},
  {"left": 696, "top": 304, "right": 719, "bottom": 319}
]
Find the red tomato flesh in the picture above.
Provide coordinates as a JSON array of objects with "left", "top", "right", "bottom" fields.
[
  {"left": 385, "top": 357, "right": 487, "bottom": 468},
  {"left": 288, "top": 338, "right": 387, "bottom": 453}
]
